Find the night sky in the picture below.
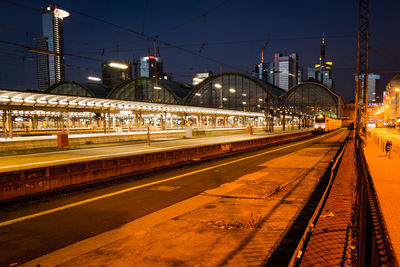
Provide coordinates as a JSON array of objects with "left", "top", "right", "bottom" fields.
[{"left": 0, "top": 0, "right": 399, "bottom": 101}]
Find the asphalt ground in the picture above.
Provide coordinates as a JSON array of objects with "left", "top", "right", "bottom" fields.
[{"left": 0, "top": 129, "right": 347, "bottom": 266}]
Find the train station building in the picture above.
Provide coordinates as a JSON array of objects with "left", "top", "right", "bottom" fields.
[{"left": 0, "top": 72, "right": 344, "bottom": 137}]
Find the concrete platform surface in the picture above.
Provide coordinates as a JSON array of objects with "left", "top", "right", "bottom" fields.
[
  {"left": 365, "top": 129, "right": 400, "bottom": 262},
  {"left": 21, "top": 130, "right": 348, "bottom": 267}
]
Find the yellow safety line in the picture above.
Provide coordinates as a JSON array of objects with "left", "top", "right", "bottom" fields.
[{"left": 0, "top": 130, "right": 341, "bottom": 227}]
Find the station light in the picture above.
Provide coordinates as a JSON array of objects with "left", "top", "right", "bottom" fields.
[
  {"left": 108, "top": 62, "right": 128, "bottom": 69},
  {"left": 214, "top": 83, "right": 222, "bottom": 88},
  {"left": 154, "top": 86, "right": 162, "bottom": 90},
  {"left": 11, "top": 96, "right": 23, "bottom": 103},
  {"left": 88, "top": 76, "right": 101, "bottom": 81},
  {"left": 24, "top": 97, "right": 36, "bottom": 104},
  {"left": 229, "top": 88, "right": 236, "bottom": 93}
]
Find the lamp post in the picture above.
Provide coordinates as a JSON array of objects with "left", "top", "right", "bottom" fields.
[
  {"left": 395, "top": 88, "right": 399, "bottom": 128},
  {"left": 214, "top": 83, "right": 222, "bottom": 108}
]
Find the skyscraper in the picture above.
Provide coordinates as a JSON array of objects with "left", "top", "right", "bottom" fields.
[
  {"left": 36, "top": 5, "right": 69, "bottom": 90},
  {"left": 273, "top": 53, "right": 299, "bottom": 91},
  {"left": 252, "top": 50, "right": 274, "bottom": 84},
  {"left": 354, "top": 73, "right": 381, "bottom": 103},
  {"left": 140, "top": 56, "right": 163, "bottom": 78},
  {"left": 307, "top": 34, "right": 334, "bottom": 89},
  {"left": 102, "top": 61, "right": 132, "bottom": 88}
]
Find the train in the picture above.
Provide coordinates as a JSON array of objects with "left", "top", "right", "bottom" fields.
[{"left": 313, "top": 114, "right": 342, "bottom": 133}]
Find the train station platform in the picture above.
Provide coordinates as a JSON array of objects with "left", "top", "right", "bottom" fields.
[
  {"left": 19, "top": 129, "right": 349, "bottom": 267},
  {"left": 0, "top": 127, "right": 307, "bottom": 173},
  {"left": 0, "top": 126, "right": 291, "bottom": 154},
  {"left": 364, "top": 129, "right": 400, "bottom": 262}
]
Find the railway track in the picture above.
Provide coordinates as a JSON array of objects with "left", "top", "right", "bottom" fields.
[{"left": 0, "top": 129, "right": 350, "bottom": 266}]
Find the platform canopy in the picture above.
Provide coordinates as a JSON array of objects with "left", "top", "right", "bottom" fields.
[{"left": 0, "top": 89, "right": 264, "bottom": 117}]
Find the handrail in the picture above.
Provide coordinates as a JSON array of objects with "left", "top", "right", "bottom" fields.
[{"left": 288, "top": 130, "right": 351, "bottom": 266}]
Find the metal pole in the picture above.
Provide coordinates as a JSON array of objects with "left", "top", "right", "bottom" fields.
[
  {"left": 3, "top": 110, "right": 7, "bottom": 138},
  {"left": 147, "top": 126, "right": 150, "bottom": 146},
  {"left": 8, "top": 110, "right": 13, "bottom": 139},
  {"left": 66, "top": 112, "right": 70, "bottom": 134},
  {"left": 355, "top": 0, "right": 370, "bottom": 143}
]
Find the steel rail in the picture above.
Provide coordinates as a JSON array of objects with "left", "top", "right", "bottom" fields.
[{"left": 287, "top": 129, "right": 352, "bottom": 266}]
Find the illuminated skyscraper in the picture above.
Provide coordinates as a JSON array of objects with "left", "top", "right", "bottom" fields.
[
  {"left": 354, "top": 73, "right": 381, "bottom": 103},
  {"left": 307, "top": 33, "right": 334, "bottom": 89},
  {"left": 140, "top": 56, "right": 163, "bottom": 78},
  {"left": 36, "top": 5, "right": 69, "bottom": 90},
  {"left": 273, "top": 53, "right": 299, "bottom": 91}
]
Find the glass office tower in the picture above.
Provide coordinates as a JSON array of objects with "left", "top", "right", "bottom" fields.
[{"left": 36, "top": 6, "right": 69, "bottom": 90}]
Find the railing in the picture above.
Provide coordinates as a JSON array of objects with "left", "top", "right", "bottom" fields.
[
  {"left": 287, "top": 129, "right": 351, "bottom": 266},
  {"left": 354, "top": 134, "right": 398, "bottom": 266}
]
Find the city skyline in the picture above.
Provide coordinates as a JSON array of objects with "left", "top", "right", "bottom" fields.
[{"left": 0, "top": 0, "right": 399, "bottom": 101}]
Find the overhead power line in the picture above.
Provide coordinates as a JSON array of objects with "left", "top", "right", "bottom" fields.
[
  {"left": 39, "top": 0, "right": 247, "bottom": 73},
  {"left": 0, "top": 40, "right": 105, "bottom": 62},
  {"left": 3, "top": 0, "right": 247, "bottom": 72},
  {"left": 70, "top": 34, "right": 355, "bottom": 55}
]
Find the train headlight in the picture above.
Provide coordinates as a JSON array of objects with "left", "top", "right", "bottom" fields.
[{"left": 322, "top": 125, "right": 325, "bottom": 128}]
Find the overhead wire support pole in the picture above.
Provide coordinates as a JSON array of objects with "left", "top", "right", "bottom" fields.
[{"left": 355, "top": 0, "right": 369, "bottom": 144}]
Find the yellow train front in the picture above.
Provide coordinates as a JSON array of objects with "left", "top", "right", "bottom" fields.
[{"left": 313, "top": 114, "right": 342, "bottom": 134}]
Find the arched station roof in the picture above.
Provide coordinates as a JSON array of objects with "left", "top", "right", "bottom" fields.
[
  {"left": 185, "top": 72, "right": 283, "bottom": 112},
  {"left": 45, "top": 81, "right": 109, "bottom": 98},
  {"left": 279, "top": 82, "right": 341, "bottom": 118},
  {"left": 107, "top": 77, "right": 191, "bottom": 104}
]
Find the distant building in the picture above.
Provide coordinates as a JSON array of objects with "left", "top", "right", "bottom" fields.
[
  {"left": 140, "top": 56, "right": 163, "bottom": 78},
  {"left": 307, "top": 33, "right": 334, "bottom": 89},
  {"left": 101, "top": 62, "right": 132, "bottom": 88},
  {"left": 252, "top": 50, "right": 274, "bottom": 84},
  {"left": 36, "top": 5, "right": 69, "bottom": 91},
  {"left": 273, "top": 53, "right": 299, "bottom": 90},
  {"left": 382, "top": 74, "right": 400, "bottom": 123},
  {"left": 354, "top": 73, "right": 381, "bottom": 103},
  {"left": 298, "top": 67, "right": 303, "bottom": 84},
  {"left": 192, "top": 71, "right": 213, "bottom": 85}
]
